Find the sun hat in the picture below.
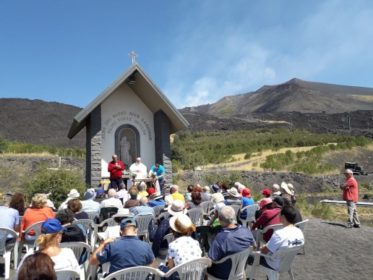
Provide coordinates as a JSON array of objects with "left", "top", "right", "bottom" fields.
[
  {"left": 120, "top": 217, "right": 137, "bottom": 230},
  {"left": 211, "top": 193, "right": 225, "bottom": 204},
  {"left": 272, "top": 184, "right": 280, "bottom": 191},
  {"left": 280, "top": 182, "right": 294, "bottom": 196},
  {"left": 227, "top": 188, "right": 241, "bottom": 198},
  {"left": 169, "top": 214, "right": 195, "bottom": 234},
  {"left": 259, "top": 197, "right": 273, "bottom": 209},
  {"left": 112, "top": 208, "right": 131, "bottom": 218},
  {"left": 41, "top": 218, "right": 64, "bottom": 234},
  {"left": 67, "top": 189, "right": 80, "bottom": 199},
  {"left": 241, "top": 188, "right": 251, "bottom": 198},
  {"left": 83, "top": 188, "right": 96, "bottom": 200},
  {"left": 167, "top": 200, "right": 186, "bottom": 216},
  {"left": 203, "top": 186, "right": 211, "bottom": 193},
  {"left": 262, "top": 188, "right": 272, "bottom": 197},
  {"left": 287, "top": 183, "right": 294, "bottom": 191}
]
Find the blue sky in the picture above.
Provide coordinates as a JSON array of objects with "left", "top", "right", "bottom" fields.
[{"left": 1, "top": 0, "right": 372, "bottom": 109}]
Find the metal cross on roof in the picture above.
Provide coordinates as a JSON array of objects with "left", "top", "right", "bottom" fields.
[{"left": 129, "top": 50, "right": 138, "bottom": 65}]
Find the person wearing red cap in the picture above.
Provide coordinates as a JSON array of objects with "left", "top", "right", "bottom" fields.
[
  {"left": 240, "top": 188, "right": 255, "bottom": 220},
  {"left": 251, "top": 197, "right": 281, "bottom": 242},
  {"left": 262, "top": 188, "right": 272, "bottom": 198}
]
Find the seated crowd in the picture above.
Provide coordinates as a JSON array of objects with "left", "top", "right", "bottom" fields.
[{"left": 0, "top": 179, "right": 305, "bottom": 279}]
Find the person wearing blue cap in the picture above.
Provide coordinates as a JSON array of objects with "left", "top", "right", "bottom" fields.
[
  {"left": 89, "top": 217, "right": 155, "bottom": 275},
  {"left": 34, "top": 218, "right": 80, "bottom": 274}
]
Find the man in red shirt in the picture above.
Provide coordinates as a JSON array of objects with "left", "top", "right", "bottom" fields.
[
  {"left": 341, "top": 169, "right": 360, "bottom": 228},
  {"left": 108, "top": 154, "right": 125, "bottom": 190}
]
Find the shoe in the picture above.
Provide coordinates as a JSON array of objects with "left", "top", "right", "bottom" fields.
[
  {"left": 346, "top": 224, "right": 353, "bottom": 228},
  {"left": 353, "top": 224, "right": 360, "bottom": 228}
]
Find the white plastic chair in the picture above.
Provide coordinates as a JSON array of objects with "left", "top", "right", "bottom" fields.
[
  {"left": 295, "top": 219, "right": 309, "bottom": 254},
  {"left": 255, "top": 223, "right": 284, "bottom": 248},
  {"left": 135, "top": 214, "right": 154, "bottom": 241},
  {"left": 91, "top": 218, "right": 118, "bottom": 247},
  {"left": 56, "top": 269, "right": 80, "bottom": 280},
  {"left": 187, "top": 208, "right": 204, "bottom": 226},
  {"left": 249, "top": 245, "right": 304, "bottom": 280},
  {"left": 206, "top": 247, "right": 252, "bottom": 280},
  {"left": 153, "top": 205, "right": 165, "bottom": 217},
  {"left": 200, "top": 201, "right": 213, "bottom": 214},
  {"left": 229, "top": 204, "right": 241, "bottom": 218},
  {"left": 164, "top": 257, "right": 212, "bottom": 280},
  {"left": 102, "top": 266, "right": 163, "bottom": 280},
  {"left": 72, "top": 219, "right": 95, "bottom": 247},
  {"left": 86, "top": 211, "right": 99, "bottom": 221},
  {"left": 0, "top": 228, "right": 19, "bottom": 279},
  {"left": 21, "top": 221, "right": 44, "bottom": 253},
  {"left": 60, "top": 242, "right": 92, "bottom": 280},
  {"left": 239, "top": 204, "right": 259, "bottom": 227}
]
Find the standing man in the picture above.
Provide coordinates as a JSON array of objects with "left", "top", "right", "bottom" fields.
[
  {"left": 108, "top": 154, "right": 125, "bottom": 190},
  {"left": 149, "top": 163, "right": 165, "bottom": 189},
  {"left": 341, "top": 169, "right": 360, "bottom": 228}
]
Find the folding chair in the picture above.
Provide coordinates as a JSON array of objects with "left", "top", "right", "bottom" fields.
[
  {"left": 0, "top": 228, "right": 19, "bottom": 279},
  {"left": 200, "top": 201, "right": 213, "bottom": 214},
  {"left": 91, "top": 218, "right": 118, "bottom": 247},
  {"left": 153, "top": 205, "right": 165, "bottom": 217},
  {"left": 206, "top": 247, "right": 252, "bottom": 280},
  {"left": 72, "top": 219, "right": 95, "bottom": 247},
  {"left": 164, "top": 257, "right": 212, "bottom": 280},
  {"left": 99, "top": 207, "right": 119, "bottom": 222},
  {"left": 249, "top": 245, "right": 304, "bottom": 280}
]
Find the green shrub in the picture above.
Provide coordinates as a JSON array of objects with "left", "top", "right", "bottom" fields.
[{"left": 25, "top": 168, "right": 86, "bottom": 208}]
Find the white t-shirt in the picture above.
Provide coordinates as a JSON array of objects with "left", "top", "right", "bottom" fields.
[
  {"left": 52, "top": 248, "right": 81, "bottom": 273},
  {"left": 167, "top": 236, "right": 202, "bottom": 266},
  {"left": 100, "top": 197, "right": 123, "bottom": 209},
  {"left": 117, "top": 189, "right": 129, "bottom": 204},
  {"left": 265, "top": 225, "right": 305, "bottom": 271}
]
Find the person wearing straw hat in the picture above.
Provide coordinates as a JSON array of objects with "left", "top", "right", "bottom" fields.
[
  {"left": 272, "top": 184, "right": 282, "bottom": 197},
  {"left": 225, "top": 187, "right": 242, "bottom": 207},
  {"left": 166, "top": 214, "right": 202, "bottom": 269},
  {"left": 340, "top": 169, "right": 360, "bottom": 228},
  {"left": 58, "top": 189, "right": 80, "bottom": 211},
  {"left": 90, "top": 217, "right": 155, "bottom": 275}
]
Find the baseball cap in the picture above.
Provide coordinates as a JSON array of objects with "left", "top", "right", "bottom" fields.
[
  {"left": 120, "top": 217, "right": 137, "bottom": 230},
  {"left": 41, "top": 218, "right": 64, "bottom": 234}
]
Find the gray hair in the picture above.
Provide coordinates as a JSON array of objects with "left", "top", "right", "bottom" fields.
[{"left": 218, "top": 206, "right": 236, "bottom": 226}]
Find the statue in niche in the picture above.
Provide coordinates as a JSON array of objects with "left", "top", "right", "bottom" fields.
[{"left": 120, "top": 136, "right": 132, "bottom": 167}]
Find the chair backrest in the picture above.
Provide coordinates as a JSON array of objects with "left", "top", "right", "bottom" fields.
[
  {"left": 239, "top": 204, "right": 258, "bottom": 226},
  {"left": 56, "top": 269, "right": 80, "bottom": 280},
  {"left": 23, "top": 221, "right": 44, "bottom": 241},
  {"left": 213, "top": 247, "right": 252, "bottom": 280},
  {"left": 72, "top": 219, "right": 94, "bottom": 235},
  {"left": 86, "top": 211, "right": 99, "bottom": 221},
  {"left": 263, "top": 223, "right": 284, "bottom": 234},
  {"left": 162, "top": 232, "right": 175, "bottom": 245},
  {"left": 157, "top": 212, "right": 170, "bottom": 223},
  {"left": 187, "top": 208, "right": 203, "bottom": 226},
  {"left": 100, "top": 207, "right": 119, "bottom": 222},
  {"left": 274, "top": 245, "right": 304, "bottom": 273},
  {"left": 164, "top": 257, "right": 212, "bottom": 280},
  {"left": 60, "top": 242, "right": 92, "bottom": 265},
  {"left": 135, "top": 214, "right": 154, "bottom": 236},
  {"left": 295, "top": 219, "right": 309, "bottom": 232},
  {"left": 0, "top": 228, "right": 17, "bottom": 255},
  {"left": 200, "top": 201, "right": 213, "bottom": 214},
  {"left": 103, "top": 266, "right": 163, "bottom": 280},
  {"left": 230, "top": 204, "right": 241, "bottom": 218},
  {"left": 153, "top": 205, "right": 165, "bottom": 217}
]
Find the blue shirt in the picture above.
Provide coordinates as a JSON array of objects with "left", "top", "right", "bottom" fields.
[
  {"left": 208, "top": 225, "right": 254, "bottom": 279},
  {"left": 97, "top": 235, "right": 154, "bottom": 274},
  {"left": 148, "top": 199, "right": 166, "bottom": 207},
  {"left": 240, "top": 197, "right": 255, "bottom": 219},
  {"left": 0, "top": 206, "right": 19, "bottom": 230},
  {"left": 150, "top": 217, "right": 171, "bottom": 257},
  {"left": 150, "top": 165, "right": 165, "bottom": 177},
  {"left": 130, "top": 205, "right": 155, "bottom": 216}
]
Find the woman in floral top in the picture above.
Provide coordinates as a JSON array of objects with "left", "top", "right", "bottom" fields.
[{"left": 167, "top": 214, "right": 202, "bottom": 269}]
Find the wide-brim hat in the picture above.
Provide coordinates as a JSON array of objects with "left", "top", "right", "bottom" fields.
[
  {"left": 280, "top": 182, "right": 294, "bottom": 196},
  {"left": 227, "top": 188, "right": 241, "bottom": 198},
  {"left": 167, "top": 200, "right": 187, "bottom": 216},
  {"left": 67, "top": 189, "right": 80, "bottom": 199},
  {"left": 211, "top": 193, "right": 225, "bottom": 204},
  {"left": 169, "top": 214, "right": 194, "bottom": 234},
  {"left": 112, "top": 208, "right": 132, "bottom": 218}
]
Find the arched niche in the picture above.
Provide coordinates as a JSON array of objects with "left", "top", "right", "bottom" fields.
[{"left": 115, "top": 124, "right": 140, "bottom": 167}]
